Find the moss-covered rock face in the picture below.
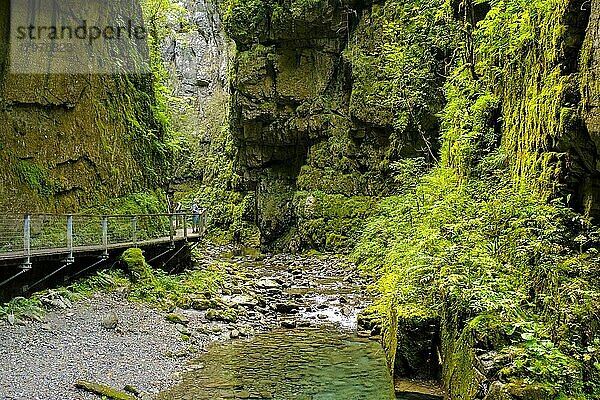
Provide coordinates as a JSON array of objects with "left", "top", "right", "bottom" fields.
[
  {"left": 0, "top": 3, "right": 170, "bottom": 213},
  {"left": 580, "top": 0, "right": 600, "bottom": 216},
  {"left": 443, "top": 0, "right": 600, "bottom": 217},
  {"left": 291, "top": 191, "right": 378, "bottom": 252},
  {"left": 224, "top": 0, "right": 451, "bottom": 246},
  {"left": 0, "top": 73, "right": 169, "bottom": 212}
]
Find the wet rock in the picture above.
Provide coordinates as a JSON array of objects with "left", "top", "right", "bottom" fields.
[
  {"left": 206, "top": 309, "right": 238, "bottom": 323},
  {"left": 238, "top": 326, "right": 254, "bottom": 337},
  {"left": 357, "top": 308, "right": 382, "bottom": 332},
  {"left": 236, "top": 390, "right": 251, "bottom": 399},
  {"left": 255, "top": 278, "right": 281, "bottom": 289},
  {"left": 284, "top": 373, "right": 301, "bottom": 381},
  {"left": 275, "top": 302, "right": 300, "bottom": 314},
  {"left": 230, "top": 329, "right": 240, "bottom": 339},
  {"left": 280, "top": 319, "right": 297, "bottom": 329},
  {"left": 229, "top": 295, "right": 259, "bottom": 308},
  {"left": 266, "top": 288, "right": 283, "bottom": 296}
]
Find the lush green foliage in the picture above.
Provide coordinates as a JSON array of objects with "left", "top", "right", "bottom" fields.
[
  {"left": 353, "top": 162, "right": 600, "bottom": 396},
  {"left": 346, "top": 0, "right": 458, "bottom": 160}
]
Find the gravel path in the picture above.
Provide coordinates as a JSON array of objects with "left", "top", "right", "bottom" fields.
[{"left": 0, "top": 293, "right": 202, "bottom": 400}]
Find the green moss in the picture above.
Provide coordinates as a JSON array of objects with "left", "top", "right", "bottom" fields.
[
  {"left": 120, "top": 248, "right": 154, "bottom": 283},
  {"left": 292, "top": 191, "right": 379, "bottom": 252},
  {"left": 15, "top": 160, "right": 57, "bottom": 198},
  {"left": 443, "top": 0, "right": 582, "bottom": 200},
  {"left": 75, "top": 380, "right": 136, "bottom": 400},
  {"left": 127, "top": 264, "right": 224, "bottom": 310}
]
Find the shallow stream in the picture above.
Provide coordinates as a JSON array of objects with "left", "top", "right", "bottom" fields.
[
  {"left": 157, "top": 326, "right": 396, "bottom": 399},
  {"left": 157, "top": 247, "right": 441, "bottom": 400}
]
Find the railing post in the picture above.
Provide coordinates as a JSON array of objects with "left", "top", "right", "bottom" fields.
[
  {"left": 66, "top": 215, "right": 74, "bottom": 263},
  {"left": 132, "top": 216, "right": 137, "bottom": 246},
  {"left": 183, "top": 214, "right": 188, "bottom": 240},
  {"left": 169, "top": 213, "right": 175, "bottom": 247},
  {"left": 102, "top": 216, "right": 108, "bottom": 259},
  {"left": 23, "top": 214, "right": 31, "bottom": 269}
]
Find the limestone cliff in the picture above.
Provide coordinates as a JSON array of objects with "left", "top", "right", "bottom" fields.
[
  {"left": 159, "top": 0, "right": 230, "bottom": 185},
  {"left": 224, "top": 0, "right": 448, "bottom": 247},
  {"left": 0, "top": 2, "right": 169, "bottom": 213}
]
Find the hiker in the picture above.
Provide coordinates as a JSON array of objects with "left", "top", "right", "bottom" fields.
[{"left": 191, "top": 198, "right": 200, "bottom": 233}]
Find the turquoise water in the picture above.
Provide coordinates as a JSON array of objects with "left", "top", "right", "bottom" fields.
[{"left": 158, "top": 326, "right": 396, "bottom": 400}]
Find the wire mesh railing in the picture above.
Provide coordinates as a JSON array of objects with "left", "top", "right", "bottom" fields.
[
  {"left": 0, "top": 216, "right": 25, "bottom": 255},
  {"left": 0, "top": 210, "right": 207, "bottom": 264}
]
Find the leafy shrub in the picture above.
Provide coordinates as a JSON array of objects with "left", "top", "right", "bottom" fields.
[{"left": 353, "top": 165, "right": 600, "bottom": 395}]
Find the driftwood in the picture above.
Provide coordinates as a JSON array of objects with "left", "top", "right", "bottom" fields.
[{"left": 74, "top": 380, "right": 137, "bottom": 400}]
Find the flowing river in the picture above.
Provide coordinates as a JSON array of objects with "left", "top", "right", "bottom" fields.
[{"left": 156, "top": 247, "right": 440, "bottom": 400}]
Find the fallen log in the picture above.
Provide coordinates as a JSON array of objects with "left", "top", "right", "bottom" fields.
[{"left": 74, "top": 380, "right": 137, "bottom": 400}]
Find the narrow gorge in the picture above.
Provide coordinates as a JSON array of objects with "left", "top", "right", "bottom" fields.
[{"left": 1, "top": 0, "right": 600, "bottom": 399}]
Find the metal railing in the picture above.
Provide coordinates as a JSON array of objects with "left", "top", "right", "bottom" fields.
[{"left": 0, "top": 210, "right": 207, "bottom": 267}]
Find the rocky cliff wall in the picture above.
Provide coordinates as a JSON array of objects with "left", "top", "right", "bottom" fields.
[
  {"left": 224, "top": 0, "right": 449, "bottom": 247},
  {"left": 580, "top": 0, "right": 600, "bottom": 215},
  {"left": 160, "top": 0, "right": 231, "bottom": 185},
  {"left": 0, "top": 2, "right": 169, "bottom": 213}
]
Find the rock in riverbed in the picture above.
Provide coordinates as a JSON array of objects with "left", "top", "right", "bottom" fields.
[
  {"left": 255, "top": 278, "right": 281, "bottom": 289},
  {"left": 165, "top": 313, "right": 190, "bottom": 325},
  {"left": 101, "top": 312, "right": 119, "bottom": 329}
]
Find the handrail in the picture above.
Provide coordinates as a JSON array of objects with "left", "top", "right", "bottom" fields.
[
  {"left": 0, "top": 210, "right": 207, "bottom": 218},
  {"left": 0, "top": 210, "right": 208, "bottom": 266}
]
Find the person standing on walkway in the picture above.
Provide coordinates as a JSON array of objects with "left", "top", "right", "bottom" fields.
[{"left": 191, "top": 198, "right": 200, "bottom": 233}]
